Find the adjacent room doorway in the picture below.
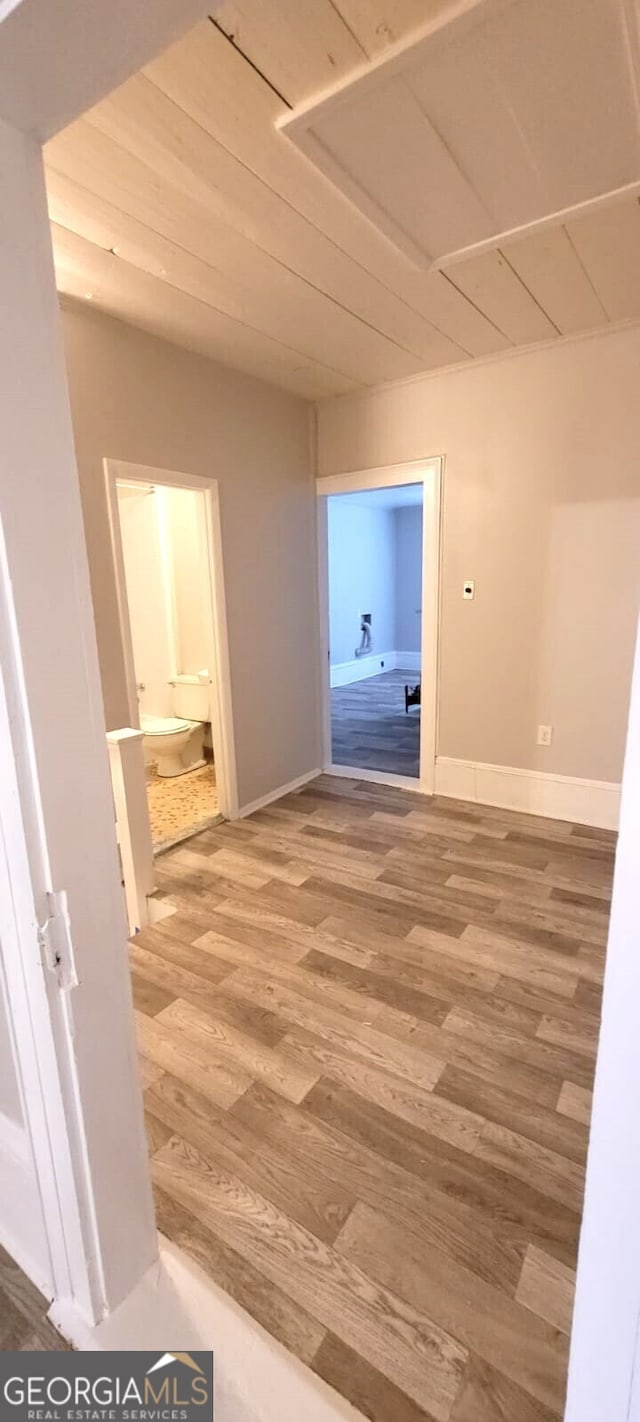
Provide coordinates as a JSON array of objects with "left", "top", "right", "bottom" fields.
[
  {"left": 317, "top": 459, "right": 442, "bottom": 795},
  {"left": 105, "top": 460, "right": 238, "bottom": 848}
]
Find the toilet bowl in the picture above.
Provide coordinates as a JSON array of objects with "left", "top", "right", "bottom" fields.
[{"left": 141, "top": 672, "right": 211, "bottom": 777}]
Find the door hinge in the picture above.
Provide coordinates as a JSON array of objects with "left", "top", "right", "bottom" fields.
[{"left": 38, "top": 890, "right": 78, "bottom": 990}]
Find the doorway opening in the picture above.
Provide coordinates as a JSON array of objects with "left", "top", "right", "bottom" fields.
[
  {"left": 105, "top": 460, "right": 238, "bottom": 851},
  {"left": 317, "top": 460, "right": 442, "bottom": 795}
]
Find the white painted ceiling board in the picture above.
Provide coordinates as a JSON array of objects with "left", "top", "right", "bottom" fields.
[
  {"left": 40, "top": 2, "right": 640, "bottom": 399},
  {"left": 504, "top": 227, "right": 608, "bottom": 335},
  {"left": 53, "top": 80, "right": 470, "bottom": 374},
  {"left": 567, "top": 200, "right": 640, "bottom": 322},
  {"left": 311, "top": 78, "right": 495, "bottom": 263},
  {"left": 214, "top": 0, "right": 367, "bottom": 104},
  {"left": 282, "top": 0, "right": 640, "bottom": 266},
  {"left": 331, "top": 0, "right": 455, "bottom": 55},
  {"left": 53, "top": 228, "right": 357, "bottom": 400},
  {"left": 47, "top": 168, "right": 433, "bottom": 387},
  {"left": 405, "top": 34, "right": 549, "bottom": 232},
  {"left": 46, "top": 123, "right": 431, "bottom": 387},
  {"left": 143, "top": 22, "right": 511, "bottom": 358},
  {"left": 483, "top": 0, "right": 640, "bottom": 211},
  {"left": 446, "top": 250, "right": 559, "bottom": 343}
]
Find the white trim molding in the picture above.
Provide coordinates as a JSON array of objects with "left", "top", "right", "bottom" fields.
[
  {"left": 435, "top": 757, "right": 620, "bottom": 830},
  {"left": 317, "top": 457, "right": 442, "bottom": 797},
  {"left": 238, "top": 769, "right": 321, "bottom": 820},
  {"left": 330, "top": 650, "right": 421, "bottom": 687}
]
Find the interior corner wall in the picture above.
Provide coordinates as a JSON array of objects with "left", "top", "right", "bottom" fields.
[
  {"left": 317, "top": 325, "right": 640, "bottom": 786},
  {"left": 60, "top": 302, "right": 321, "bottom": 809}
]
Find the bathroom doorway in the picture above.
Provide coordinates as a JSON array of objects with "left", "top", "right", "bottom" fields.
[{"left": 105, "top": 460, "right": 238, "bottom": 851}]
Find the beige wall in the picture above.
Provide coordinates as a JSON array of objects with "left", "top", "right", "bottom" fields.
[
  {"left": 317, "top": 326, "right": 640, "bottom": 784},
  {"left": 62, "top": 301, "right": 320, "bottom": 808}
]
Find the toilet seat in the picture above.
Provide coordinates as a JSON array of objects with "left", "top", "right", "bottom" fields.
[{"left": 140, "top": 713, "right": 193, "bottom": 736}]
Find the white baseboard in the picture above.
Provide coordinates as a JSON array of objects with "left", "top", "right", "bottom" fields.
[
  {"left": 435, "top": 756, "right": 620, "bottom": 830},
  {"left": 330, "top": 650, "right": 421, "bottom": 687},
  {"left": 238, "top": 768, "right": 321, "bottom": 819},
  {"left": 395, "top": 652, "right": 422, "bottom": 673}
]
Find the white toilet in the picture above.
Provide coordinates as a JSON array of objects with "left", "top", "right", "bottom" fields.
[{"left": 141, "top": 673, "right": 211, "bottom": 777}]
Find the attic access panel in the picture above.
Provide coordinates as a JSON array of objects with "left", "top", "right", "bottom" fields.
[{"left": 279, "top": 0, "right": 640, "bottom": 270}]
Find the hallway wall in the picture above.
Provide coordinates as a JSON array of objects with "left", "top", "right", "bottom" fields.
[
  {"left": 62, "top": 300, "right": 320, "bottom": 808},
  {"left": 317, "top": 325, "right": 640, "bottom": 785}
]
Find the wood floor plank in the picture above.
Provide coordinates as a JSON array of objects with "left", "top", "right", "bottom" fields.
[
  {"left": 281, "top": 1028, "right": 485, "bottom": 1152},
  {"left": 232, "top": 1083, "right": 530, "bottom": 1290},
  {"left": 515, "top": 1245, "right": 575, "bottom": 1336},
  {"left": 154, "top": 1185, "right": 326, "bottom": 1365},
  {"left": 135, "top": 1009, "right": 252, "bottom": 1108},
  {"left": 302, "top": 1079, "right": 580, "bottom": 1271},
  {"left": 335, "top": 1201, "right": 568, "bottom": 1416},
  {"left": 152, "top": 1134, "right": 469, "bottom": 1422},
  {"left": 442, "top": 1006, "right": 594, "bottom": 1090},
  {"left": 0, "top": 1247, "right": 69, "bottom": 1352},
  {"left": 223, "top": 968, "right": 445, "bottom": 1091},
  {"left": 146, "top": 1072, "right": 354, "bottom": 1243},
  {"left": 312, "top": 1332, "right": 439, "bottom": 1422},
  {"left": 300, "top": 947, "right": 452, "bottom": 1025},
  {"left": 435, "top": 1066, "right": 589, "bottom": 1164},
  {"left": 450, "top": 1354, "right": 559, "bottom": 1422},
  {"left": 125, "top": 776, "right": 611, "bottom": 1422},
  {"left": 536, "top": 1013, "right": 600, "bottom": 1057},
  {"left": 130, "top": 967, "right": 177, "bottom": 1018},
  {"left": 474, "top": 1122, "right": 586, "bottom": 1213},
  {"left": 374, "top": 1007, "right": 569, "bottom": 1108},
  {"left": 556, "top": 1081, "right": 593, "bottom": 1126},
  {"left": 156, "top": 997, "right": 322, "bottom": 1104}
]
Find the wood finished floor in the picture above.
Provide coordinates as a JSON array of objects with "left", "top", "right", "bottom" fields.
[
  {"left": 0, "top": 1244, "right": 70, "bottom": 1350},
  {"left": 331, "top": 669, "right": 421, "bottom": 776},
  {"left": 134, "top": 775, "right": 613, "bottom": 1422}
]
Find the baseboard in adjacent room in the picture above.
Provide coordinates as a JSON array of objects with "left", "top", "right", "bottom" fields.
[
  {"left": 435, "top": 757, "right": 620, "bottom": 830},
  {"left": 330, "top": 651, "right": 421, "bottom": 688},
  {"left": 238, "top": 768, "right": 321, "bottom": 819}
]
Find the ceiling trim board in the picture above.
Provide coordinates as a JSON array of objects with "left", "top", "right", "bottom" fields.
[{"left": 314, "top": 314, "right": 640, "bottom": 407}]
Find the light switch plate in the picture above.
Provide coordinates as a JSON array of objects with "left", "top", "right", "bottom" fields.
[{"left": 463, "top": 581, "right": 475, "bottom": 599}]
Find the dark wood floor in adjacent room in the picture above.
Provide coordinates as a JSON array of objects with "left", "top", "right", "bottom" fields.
[
  {"left": 331, "top": 668, "right": 421, "bottom": 776},
  {"left": 133, "top": 774, "right": 612, "bottom": 1422}
]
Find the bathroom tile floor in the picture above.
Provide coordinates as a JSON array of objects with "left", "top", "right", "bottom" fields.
[{"left": 146, "top": 763, "right": 220, "bottom": 852}]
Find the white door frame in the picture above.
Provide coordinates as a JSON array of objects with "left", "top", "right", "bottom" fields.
[
  {"left": 105, "top": 459, "right": 239, "bottom": 821},
  {"left": 0, "top": 520, "right": 105, "bottom": 1318},
  {"left": 316, "top": 457, "right": 443, "bottom": 796}
]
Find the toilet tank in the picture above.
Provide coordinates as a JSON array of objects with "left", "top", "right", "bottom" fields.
[{"left": 172, "top": 672, "right": 211, "bottom": 722}]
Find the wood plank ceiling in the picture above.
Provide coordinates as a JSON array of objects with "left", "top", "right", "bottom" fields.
[{"left": 44, "top": 0, "right": 640, "bottom": 400}]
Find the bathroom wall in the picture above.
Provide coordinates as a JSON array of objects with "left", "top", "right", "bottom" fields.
[
  {"left": 394, "top": 505, "right": 423, "bottom": 656},
  {"left": 117, "top": 485, "right": 173, "bottom": 718},
  {"left": 164, "top": 485, "right": 211, "bottom": 678},
  {"left": 63, "top": 300, "right": 319, "bottom": 810}
]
